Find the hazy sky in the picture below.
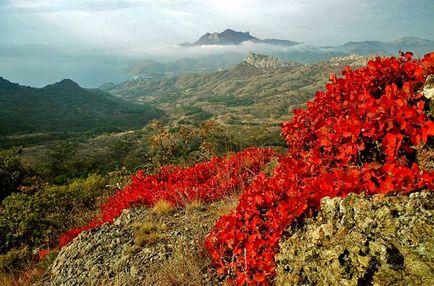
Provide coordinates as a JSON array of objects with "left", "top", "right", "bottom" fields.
[{"left": 1, "top": 0, "right": 433, "bottom": 87}]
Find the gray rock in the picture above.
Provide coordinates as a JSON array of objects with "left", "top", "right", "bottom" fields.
[
  {"left": 37, "top": 204, "right": 224, "bottom": 286},
  {"left": 423, "top": 75, "right": 434, "bottom": 99},
  {"left": 276, "top": 191, "right": 434, "bottom": 286}
]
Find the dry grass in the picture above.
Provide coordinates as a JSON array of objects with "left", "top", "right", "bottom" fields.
[
  {"left": 137, "top": 199, "right": 234, "bottom": 286},
  {"left": 152, "top": 200, "right": 174, "bottom": 216},
  {"left": 157, "top": 244, "right": 208, "bottom": 286},
  {"left": 208, "top": 196, "right": 238, "bottom": 217},
  {"left": 131, "top": 222, "right": 168, "bottom": 248},
  {"left": 185, "top": 199, "right": 205, "bottom": 211},
  {"left": 0, "top": 275, "right": 16, "bottom": 286}
]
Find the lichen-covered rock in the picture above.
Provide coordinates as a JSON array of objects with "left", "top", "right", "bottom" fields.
[
  {"left": 423, "top": 75, "right": 434, "bottom": 100},
  {"left": 276, "top": 191, "right": 434, "bottom": 286}
]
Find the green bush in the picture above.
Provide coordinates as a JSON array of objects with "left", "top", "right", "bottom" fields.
[
  {"left": 0, "top": 148, "right": 26, "bottom": 202},
  {"left": 0, "top": 174, "right": 109, "bottom": 254},
  {"left": 0, "top": 246, "right": 31, "bottom": 274}
]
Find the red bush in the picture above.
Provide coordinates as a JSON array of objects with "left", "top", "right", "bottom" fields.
[
  {"left": 204, "top": 52, "right": 434, "bottom": 285},
  {"left": 58, "top": 147, "right": 275, "bottom": 247},
  {"left": 37, "top": 249, "right": 51, "bottom": 261}
]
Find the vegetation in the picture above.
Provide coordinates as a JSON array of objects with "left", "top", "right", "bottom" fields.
[
  {"left": 0, "top": 174, "right": 115, "bottom": 254},
  {"left": 0, "top": 148, "right": 26, "bottom": 201}
]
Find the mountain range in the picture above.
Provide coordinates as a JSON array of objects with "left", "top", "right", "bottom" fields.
[
  {"left": 330, "top": 37, "right": 434, "bottom": 55},
  {"left": 125, "top": 30, "right": 434, "bottom": 79},
  {"left": 180, "top": 29, "right": 300, "bottom": 47}
]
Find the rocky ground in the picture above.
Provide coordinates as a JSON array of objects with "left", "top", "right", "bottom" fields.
[
  {"left": 276, "top": 191, "right": 434, "bottom": 286},
  {"left": 37, "top": 199, "right": 238, "bottom": 286}
]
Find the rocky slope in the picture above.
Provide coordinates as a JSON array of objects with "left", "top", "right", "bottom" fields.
[{"left": 37, "top": 200, "right": 237, "bottom": 286}]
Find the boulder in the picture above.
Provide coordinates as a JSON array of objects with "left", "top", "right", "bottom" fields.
[{"left": 276, "top": 191, "right": 434, "bottom": 286}]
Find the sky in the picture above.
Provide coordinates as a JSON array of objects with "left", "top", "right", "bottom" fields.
[{"left": 0, "top": 0, "right": 433, "bottom": 87}]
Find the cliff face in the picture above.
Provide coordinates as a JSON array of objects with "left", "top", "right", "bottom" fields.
[{"left": 276, "top": 191, "right": 434, "bottom": 286}]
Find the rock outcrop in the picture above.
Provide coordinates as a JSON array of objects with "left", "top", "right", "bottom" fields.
[
  {"left": 329, "top": 54, "right": 372, "bottom": 68},
  {"left": 276, "top": 191, "right": 434, "bottom": 286},
  {"left": 242, "top": 52, "right": 298, "bottom": 70}
]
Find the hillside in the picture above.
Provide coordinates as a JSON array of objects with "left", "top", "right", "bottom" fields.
[
  {"left": 103, "top": 53, "right": 372, "bottom": 126},
  {"left": 0, "top": 78, "right": 163, "bottom": 148}
]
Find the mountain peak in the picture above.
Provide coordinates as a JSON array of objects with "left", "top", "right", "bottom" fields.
[
  {"left": 191, "top": 29, "right": 257, "bottom": 46},
  {"left": 0, "top": 77, "right": 22, "bottom": 90},
  {"left": 44, "top": 79, "right": 81, "bottom": 90},
  {"left": 182, "top": 29, "right": 299, "bottom": 47}
]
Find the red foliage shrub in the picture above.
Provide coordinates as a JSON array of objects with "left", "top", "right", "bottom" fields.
[
  {"left": 58, "top": 147, "right": 275, "bottom": 247},
  {"left": 204, "top": 52, "right": 434, "bottom": 285},
  {"left": 37, "top": 249, "right": 51, "bottom": 261}
]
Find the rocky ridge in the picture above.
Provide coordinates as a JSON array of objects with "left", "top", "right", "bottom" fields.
[{"left": 241, "top": 51, "right": 300, "bottom": 70}]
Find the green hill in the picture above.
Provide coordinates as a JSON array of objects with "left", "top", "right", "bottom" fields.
[{"left": 0, "top": 78, "right": 163, "bottom": 148}]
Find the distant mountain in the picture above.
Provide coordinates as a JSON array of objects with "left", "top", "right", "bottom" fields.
[
  {"left": 0, "top": 77, "right": 163, "bottom": 139},
  {"left": 126, "top": 53, "right": 246, "bottom": 78},
  {"left": 181, "top": 29, "right": 300, "bottom": 47},
  {"left": 334, "top": 37, "right": 434, "bottom": 56}
]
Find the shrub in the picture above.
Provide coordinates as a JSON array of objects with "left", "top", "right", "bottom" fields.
[
  {"left": 0, "top": 148, "right": 26, "bottom": 202},
  {"left": 0, "top": 174, "right": 109, "bottom": 254},
  {"left": 0, "top": 246, "right": 31, "bottom": 274}
]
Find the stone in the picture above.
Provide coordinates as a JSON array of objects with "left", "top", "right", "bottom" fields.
[
  {"left": 276, "top": 191, "right": 434, "bottom": 286},
  {"left": 423, "top": 75, "right": 434, "bottom": 99}
]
